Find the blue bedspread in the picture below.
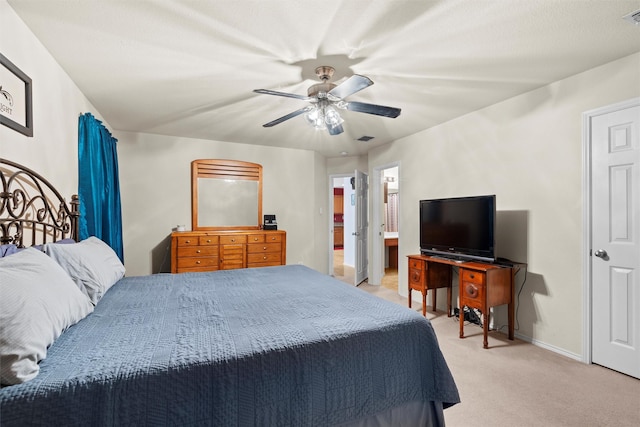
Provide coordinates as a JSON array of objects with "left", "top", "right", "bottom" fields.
[{"left": 1, "top": 265, "right": 459, "bottom": 426}]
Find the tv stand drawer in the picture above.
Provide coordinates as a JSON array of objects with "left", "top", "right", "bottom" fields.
[{"left": 461, "top": 269, "right": 485, "bottom": 285}]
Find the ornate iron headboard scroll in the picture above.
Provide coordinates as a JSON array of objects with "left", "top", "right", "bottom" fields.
[{"left": 0, "top": 158, "right": 79, "bottom": 247}]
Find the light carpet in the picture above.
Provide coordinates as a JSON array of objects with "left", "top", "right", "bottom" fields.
[{"left": 353, "top": 281, "right": 640, "bottom": 426}]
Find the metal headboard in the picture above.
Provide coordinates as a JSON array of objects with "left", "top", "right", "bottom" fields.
[{"left": 0, "top": 158, "right": 79, "bottom": 247}]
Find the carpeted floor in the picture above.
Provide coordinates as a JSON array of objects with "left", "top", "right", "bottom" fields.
[{"left": 354, "top": 281, "right": 640, "bottom": 426}]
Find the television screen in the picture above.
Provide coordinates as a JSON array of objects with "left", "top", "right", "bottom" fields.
[{"left": 419, "top": 195, "right": 496, "bottom": 262}]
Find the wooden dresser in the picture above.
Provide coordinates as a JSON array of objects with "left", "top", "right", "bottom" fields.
[{"left": 171, "top": 230, "right": 286, "bottom": 273}]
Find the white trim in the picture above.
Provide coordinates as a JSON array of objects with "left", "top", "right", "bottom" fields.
[
  {"left": 514, "top": 332, "right": 582, "bottom": 362},
  {"left": 581, "top": 97, "right": 640, "bottom": 364},
  {"left": 371, "top": 162, "right": 400, "bottom": 286}
]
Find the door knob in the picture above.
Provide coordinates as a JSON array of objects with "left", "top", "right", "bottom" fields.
[{"left": 594, "top": 249, "right": 608, "bottom": 259}]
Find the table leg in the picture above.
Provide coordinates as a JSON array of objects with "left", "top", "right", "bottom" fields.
[
  {"left": 459, "top": 305, "right": 465, "bottom": 338},
  {"left": 508, "top": 301, "right": 515, "bottom": 340},
  {"left": 508, "top": 267, "right": 515, "bottom": 340},
  {"left": 422, "top": 290, "right": 427, "bottom": 316},
  {"left": 447, "top": 286, "right": 452, "bottom": 317},
  {"left": 431, "top": 288, "right": 437, "bottom": 313}
]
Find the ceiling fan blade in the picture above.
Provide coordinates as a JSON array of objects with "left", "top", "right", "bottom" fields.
[
  {"left": 253, "top": 89, "right": 310, "bottom": 101},
  {"left": 328, "top": 75, "right": 373, "bottom": 99},
  {"left": 262, "top": 107, "right": 310, "bottom": 127},
  {"left": 328, "top": 124, "right": 344, "bottom": 136},
  {"left": 346, "top": 101, "right": 401, "bottom": 118}
]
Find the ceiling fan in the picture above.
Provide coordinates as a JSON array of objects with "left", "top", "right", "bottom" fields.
[{"left": 253, "top": 66, "right": 401, "bottom": 136}]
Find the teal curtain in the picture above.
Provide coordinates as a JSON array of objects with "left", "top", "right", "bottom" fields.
[{"left": 78, "top": 112, "right": 123, "bottom": 262}]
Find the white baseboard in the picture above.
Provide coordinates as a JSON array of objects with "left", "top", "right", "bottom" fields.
[{"left": 514, "top": 332, "right": 583, "bottom": 362}]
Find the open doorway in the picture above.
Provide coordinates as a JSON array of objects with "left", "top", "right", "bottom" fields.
[
  {"left": 330, "top": 175, "right": 355, "bottom": 284},
  {"left": 381, "top": 167, "right": 399, "bottom": 292},
  {"left": 370, "top": 163, "right": 400, "bottom": 291}
]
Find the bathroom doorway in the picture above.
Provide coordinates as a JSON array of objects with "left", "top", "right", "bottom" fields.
[
  {"left": 381, "top": 166, "right": 399, "bottom": 292},
  {"left": 370, "top": 163, "right": 400, "bottom": 292}
]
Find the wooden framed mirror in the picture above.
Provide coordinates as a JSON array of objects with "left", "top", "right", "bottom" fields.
[{"left": 191, "top": 159, "right": 262, "bottom": 230}]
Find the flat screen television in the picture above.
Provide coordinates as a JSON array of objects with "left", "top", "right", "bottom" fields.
[{"left": 419, "top": 195, "right": 496, "bottom": 263}]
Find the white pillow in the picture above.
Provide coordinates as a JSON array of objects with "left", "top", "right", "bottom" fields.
[
  {"left": 0, "top": 248, "right": 94, "bottom": 385},
  {"left": 44, "top": 236, "right": 125, "bottom": 304}
]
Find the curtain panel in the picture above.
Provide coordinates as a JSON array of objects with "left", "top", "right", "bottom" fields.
[{"left": 78, "top": 113, "right": 124, "bottom": 262}]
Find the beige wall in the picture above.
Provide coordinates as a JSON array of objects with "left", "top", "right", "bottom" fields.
[
  {"left": 116, "top": 131, "right": 327, "bottom": 276},
  {"left": 368, "top": 52, "right": 640, "bottom": 357},
  {"left": 0, "top": 0, "right": 106, "bottom": 196}
]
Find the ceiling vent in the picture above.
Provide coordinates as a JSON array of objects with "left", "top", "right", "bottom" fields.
[
  {"left": 623, "top": 9, "right": 640, "bottom": 25},
  {"left": 357, "top": 135, "right": 375, "bottom": 142}
]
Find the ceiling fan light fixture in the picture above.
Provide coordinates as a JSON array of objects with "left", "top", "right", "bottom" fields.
[
  {"left": 324, "top": 106, "right": 344, "bottom": 128},
  {"left": 304, "top": 107, "right": 326, "bottom": 130}
]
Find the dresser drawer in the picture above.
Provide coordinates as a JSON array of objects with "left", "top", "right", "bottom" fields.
[
  {"left": 220, "top": 235, "right": 247, "bottom": 245},
  {"left": 198, "top": 236, "right": 219, "bottom": 245},
  {"left": 177, "top": 256, "right": 219, "bottom": 269},
  {"left": 177, "top": 246, "right": 218, "bottom": 258},
  {"left": 176, "top": 236, "right": 200, "bottom": 247},
  {"left": 247, "top": 234, "right": 265, "bottom": 243},
  {"left": 264, "top": 233, "right": 283, "bottom": 243},
  {"left": 248, "top": 252, "right": 282, "bottom": 265},
  {"left": 247, "top": 242, "right": 281, "bottom": 253}
]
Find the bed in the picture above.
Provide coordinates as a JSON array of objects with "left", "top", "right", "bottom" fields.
[{"left": 0, "top": 158, "right": 459, "bottom": 426}]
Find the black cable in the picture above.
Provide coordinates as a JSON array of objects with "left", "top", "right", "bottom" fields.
[{"left": 514, "top": 266, "right": 528, "bottom": 331}]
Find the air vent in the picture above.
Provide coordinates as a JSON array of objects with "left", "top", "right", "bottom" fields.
[
  {"left": 623, "top": 9, "right": 640, "bottom": 25},
  {"left": 357, "top": 135, "right": 375, "bottom": 142}
]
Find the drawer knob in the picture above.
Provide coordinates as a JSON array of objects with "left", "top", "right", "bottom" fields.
[
  {"left": 469, "top": 273, "right": 475, "bottom": 279},
  {"left": 263, "top": 246, "right": 267, "bottom": 250},
  {"left": 196, "top": 261, "right": 201, "bottom": 265},
  {"left": 206, "top": 239, "right": 211, "bottom": 243},
  {"left": 231, "top": 239, "right": 235, "bottom": 242},
  {"left": 185, "top": 240, "right": 191, "bottom": 244},
  {"left": 254, "top": 237, "right": 259, "bottom": 241},
  {"left": 196, "top": 250, "right": 201, "bottom": 253},
  {"left": 263, "top": 256, "right": 267, "bottom": 260},
  {"left": 271, "top": 237, "right": 276, "bottom": 240},
  {"left": 465, "top": 284, "right": 478, "bottom": 298}
]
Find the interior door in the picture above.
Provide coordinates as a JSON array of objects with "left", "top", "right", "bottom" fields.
[
  {"left": 591, "top": 103, "right": 640, "bottom": 379},
  {"left": 354, "top": 169, "right": 368, "bottom": 285}
]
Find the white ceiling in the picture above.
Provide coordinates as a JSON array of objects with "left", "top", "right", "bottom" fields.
[{"left": 8, "top": 0, "right": 640, "bottom": 158}]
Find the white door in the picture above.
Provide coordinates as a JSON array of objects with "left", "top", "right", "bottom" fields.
[
  {"left": 355, "top": 169, "right": 368, "bottom": 285},
  {"left": 591, "top": 102, "right": 640, "bottom": 379}
]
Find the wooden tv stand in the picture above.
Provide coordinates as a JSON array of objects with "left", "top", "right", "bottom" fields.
[{"left": 407, "top": 254, "right": 524, "bottom": 349}]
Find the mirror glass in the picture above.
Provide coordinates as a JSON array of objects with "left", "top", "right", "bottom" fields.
[
  {"left": 191, "top": 159, "right": 262, "bottom": 230},
  {"left": 197, "top": 178, "right": 258, "bottom": 227}
]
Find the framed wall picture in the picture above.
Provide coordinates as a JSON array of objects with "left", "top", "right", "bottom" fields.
[{"left": 0, "top": 53, "right": 33, "bottom": 137}]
